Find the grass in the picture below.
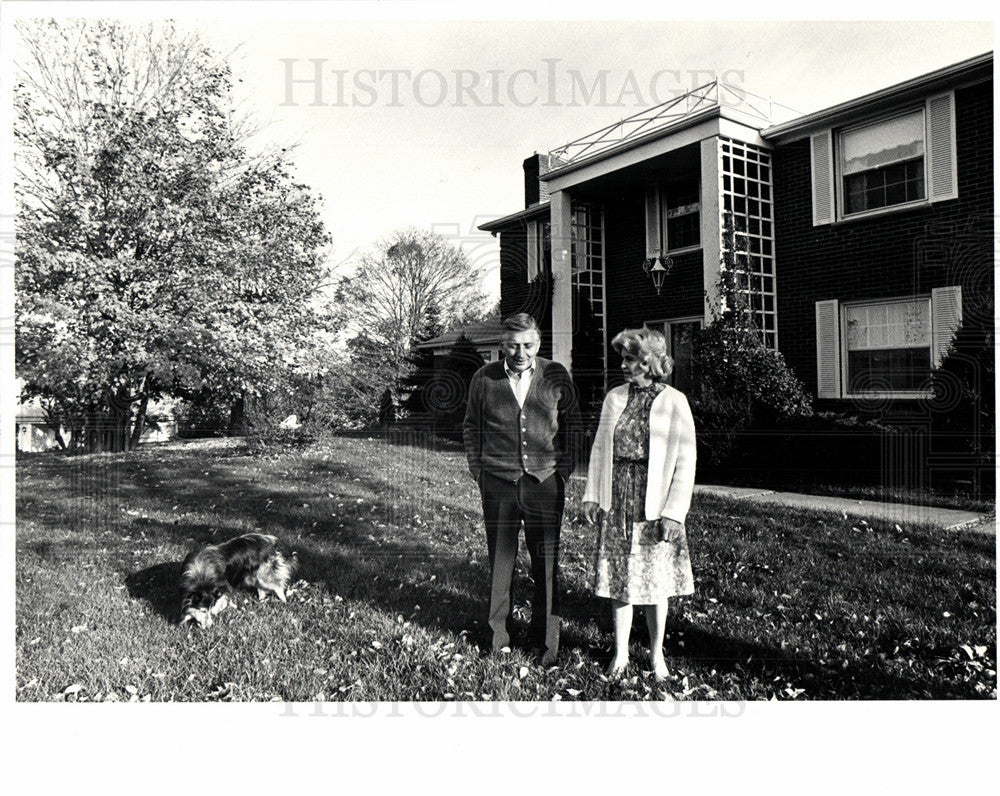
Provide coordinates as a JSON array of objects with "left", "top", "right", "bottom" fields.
[{"left": 15, "top": 435, "right": 997, "bottom": 702}]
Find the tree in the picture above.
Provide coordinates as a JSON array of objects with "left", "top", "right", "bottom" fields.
[
  {"left": 335, "top": 228, "right": 492, "bottom": 362},
  {"left": 14, "top": 20, "right": 332, "bottom": 452},
  {"left": 331, "top": 228, "right": 492, "bottom": 424}
]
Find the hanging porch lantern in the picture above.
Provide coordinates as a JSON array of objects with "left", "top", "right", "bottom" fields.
[{"left": 642, "top": 255, "right": 673, "bottom": 296}]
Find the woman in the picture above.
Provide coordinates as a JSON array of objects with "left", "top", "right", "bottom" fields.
[{"left": 582, "top": 327, "right": 697, "bottom": 679}]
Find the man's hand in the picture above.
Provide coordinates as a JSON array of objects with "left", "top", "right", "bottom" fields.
[
  {"left": 581, "top": 501, "right": 600, "bottom": 526},
  {"left": 658, "top": 518, "right": 684, "bottom": 543}
]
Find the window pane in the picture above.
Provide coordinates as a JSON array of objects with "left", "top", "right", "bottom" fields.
[
  {"left": 847, "top": 347, "right": 930, "bottom": 392},
  {"left": 842, "top": 111, "right": 925, "bottom": 175},
  {"left": 845, "top": 157, "right": 924, "bottom": 213},
  {"left": 666, "top": 213, "right": 700, "bottom": 250},
  {"left": 846, "top": 300, "right": 930, "bottom": 352}
]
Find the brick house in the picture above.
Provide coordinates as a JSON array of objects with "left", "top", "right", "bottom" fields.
[{"left": 480, "top": 53, "right": 993, "bottom": 431}]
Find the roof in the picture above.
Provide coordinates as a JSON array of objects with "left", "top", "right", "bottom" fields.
[
  {"left": 414, "top": 319, "right": 503, "bottom": 350},
  {"left": 762, "top": 51, "right": 993, "bottom": 143},
  {"left": 477, "top": 202, "right": 549, "bottom": 233}
]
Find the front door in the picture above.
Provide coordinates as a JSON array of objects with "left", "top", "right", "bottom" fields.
[
  {"left": 645, "top": 318, "right": 701, "bottom": 394},
  {"left": 669, "top": 320, "right": 701, "bottom": 394}
]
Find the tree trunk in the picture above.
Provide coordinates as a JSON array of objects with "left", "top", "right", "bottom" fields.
[
  {"left": 229, "top": 393, "right": 245, "bottom": 434},
  {"left": 129, "top": 392, "right": 149, "bottom": 450}
]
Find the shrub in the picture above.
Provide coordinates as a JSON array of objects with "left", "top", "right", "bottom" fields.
[
  {"left": 410, "top": 334, "right": 484, "bottom": 440},
  {"left": 690, "top": 214, "right": 813, "bottom": 465},
  {"left": 928, "top": 321, "right": 995, "bottom": 496}
]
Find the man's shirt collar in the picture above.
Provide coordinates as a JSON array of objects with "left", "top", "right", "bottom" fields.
[{"left": 505, "top": 360, "right": 536, "bottom": 379}]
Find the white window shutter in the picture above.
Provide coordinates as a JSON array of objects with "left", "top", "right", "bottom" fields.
[
  {"left": 644, "top": 185, "right": 662, "bottom": 258},
  {"left": 810, "top": 130, "right": 835, "bottom": 226},
  {"left": 931, "top": 285, "right": 962, "bottom": 366},
  {"left": 926, "top": 92, "right": 958, "bottom": 203},
  {"left": 815, "top": 299, "right": 841, "bottom": 398},
  {"left": 526, "top": 221, "right": 538, "bottom": 282}
]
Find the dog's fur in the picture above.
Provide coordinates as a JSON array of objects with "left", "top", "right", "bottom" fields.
[{"left": 179, "top": 533, "right": 298, "bottom": 628}]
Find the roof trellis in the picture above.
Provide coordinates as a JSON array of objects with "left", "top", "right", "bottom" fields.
[{"left": 547, "top": 80, "right": 799, "bottom": 167}]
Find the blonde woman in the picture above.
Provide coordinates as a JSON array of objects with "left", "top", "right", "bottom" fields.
[{"left": 582, "top": 327, "right": 697, "bottom": 679}]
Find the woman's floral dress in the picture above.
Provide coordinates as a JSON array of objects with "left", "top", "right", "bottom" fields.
[{"left": 593, "top": 381, "right": 695, "bottom": 604}]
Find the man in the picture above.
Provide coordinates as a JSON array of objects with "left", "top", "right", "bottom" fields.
[{"left": 463, "top": 313, "right": 581, "bottom": 666}]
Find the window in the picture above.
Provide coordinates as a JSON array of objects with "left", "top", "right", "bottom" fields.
[
  {"left": 526, "top": 219, "right": 551, "bottom": 282},
  {"left": 810, "top": 92, "right": 958, "bottom": 225},
  {"left": 644, "top": 177, "right": 701, "bottom": 257},
  {"left": 843, "top": 298, "right": 930, "bottom": 393},
  {"left": 664, "top": 178, "right": 700, "bottom": 251},
  {"left": 815, "top": 287, "right": 962, "bottom": 399},
  {"left": 841, "top": 110, "right": 925, "bottom": 216}
]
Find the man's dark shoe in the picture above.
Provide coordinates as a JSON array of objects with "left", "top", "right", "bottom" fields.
[{"left": 531, "top": 647, "right": 558, "bottom": 667}]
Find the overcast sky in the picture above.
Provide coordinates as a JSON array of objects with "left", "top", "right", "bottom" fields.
[{"left": 186, "top": 17, "right": 993, "bottom": 298}]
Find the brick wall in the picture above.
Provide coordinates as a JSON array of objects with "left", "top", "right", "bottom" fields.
[
  {"left": 602, "top": 188, "right": 705, "bottom": 379},
  {"left": 497, "top": 224, "right": 553, "bottom": 360},
  {"left": 771, "top": 80, "right": 994, "bottom": 408}
]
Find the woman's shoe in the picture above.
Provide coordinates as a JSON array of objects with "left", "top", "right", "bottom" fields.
[{"left": 606, "top": 656, "right": 629, "bottom": 677}]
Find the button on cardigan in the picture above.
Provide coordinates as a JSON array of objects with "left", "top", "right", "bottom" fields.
[{"left": 582, "top": 383, "right": 697, "bottom": 524}]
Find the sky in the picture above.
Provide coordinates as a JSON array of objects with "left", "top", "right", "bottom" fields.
[{"left": 184, "top": 17, "right": 993, "bottom": 298}]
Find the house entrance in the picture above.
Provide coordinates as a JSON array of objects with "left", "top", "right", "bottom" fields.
[{"left": 645, "top": 317, "right": 702, "bottom": 395}]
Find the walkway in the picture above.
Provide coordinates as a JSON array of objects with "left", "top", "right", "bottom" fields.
[{"left": 695, "top": 484, "right": 995, "bottom": 534}]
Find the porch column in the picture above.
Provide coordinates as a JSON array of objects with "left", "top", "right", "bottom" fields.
[
  {"left": 700, "top": 136, "right": 723, "bottom": 323},
  {"left": 549, "top": 188, "right": 573, "bottom": 368}
]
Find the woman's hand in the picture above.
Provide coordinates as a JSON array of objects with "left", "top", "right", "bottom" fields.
[
  {"left": 658, "top": 518, "right": 684, "bottom": 543},
  {"left": 581, "top": 501, "right": 600, "bottom": 526}
]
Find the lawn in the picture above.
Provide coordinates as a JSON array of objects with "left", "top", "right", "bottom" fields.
[{"left": 15, "top": 434, "right": 997, "bottom": 702}]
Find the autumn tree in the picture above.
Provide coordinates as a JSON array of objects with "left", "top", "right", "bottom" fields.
[
  {"left": 14, "top": 20, "right": 332, "bottom": 451},
  {"left": 332, "top": 228, "right": 492, "bottom": 423}
]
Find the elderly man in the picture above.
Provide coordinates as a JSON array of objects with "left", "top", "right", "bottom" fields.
[{"left": 463, "top": 312, "right": 581, "bottom": 666}]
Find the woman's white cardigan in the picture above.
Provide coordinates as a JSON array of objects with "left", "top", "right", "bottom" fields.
[{"left": 582, "top": 384, "right": 697, "bottom": 524}]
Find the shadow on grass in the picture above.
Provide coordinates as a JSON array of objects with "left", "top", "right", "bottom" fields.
[
  {"left": 667, "top": 618, "right": 951, "bottom": 699},
  {"left": 125, "top": 561, "right": 185, "bottom": 623}
]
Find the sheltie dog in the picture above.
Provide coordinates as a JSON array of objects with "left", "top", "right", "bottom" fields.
[{"left": 179, "top": 533, "right": 298, "bottom": 628}]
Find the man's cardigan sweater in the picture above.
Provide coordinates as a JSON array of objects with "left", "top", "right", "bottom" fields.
[
  {"left": 582, "top": 383, "right": 697, "bottom": 524},
  {"left": 463, "top": 357, "right": 581, "bottom": 483}
]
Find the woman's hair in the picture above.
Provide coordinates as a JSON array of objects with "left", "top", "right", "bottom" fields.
[{"left": 611, "top": 327, "right": 674, "bottom": 382}]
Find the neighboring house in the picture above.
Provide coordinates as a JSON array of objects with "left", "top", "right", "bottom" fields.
[
  {"left": 14, "top": 394, "right": 178, "bottom": 452},
  {"left": 412, "top": 319, "right": 504, "bottom": 364},
  {"left": 480, "top": 53, "right": 993, "bottom": 410},
  {"left": 16, "top": 404, "right": 67, "bottom": 453}
]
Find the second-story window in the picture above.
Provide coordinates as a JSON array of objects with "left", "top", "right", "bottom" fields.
[{"left": 840, "top": 110, "right": 926, "bottom": 216}]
